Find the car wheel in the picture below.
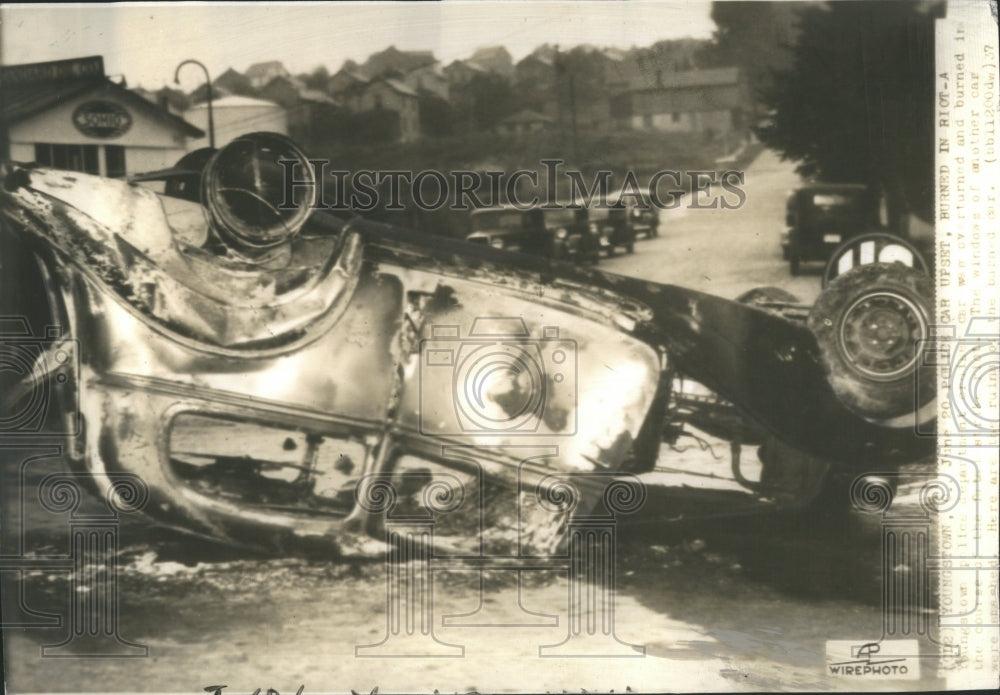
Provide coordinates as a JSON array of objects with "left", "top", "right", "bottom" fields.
[
  {"left": 822, "top": 232, "right": 931, "bottom": 289},
  {"left": 808, "top": 262, "right": 935, "bottom": 423},
  {"left": 626, "top": 241, "right": 635, "bottom": 254}
]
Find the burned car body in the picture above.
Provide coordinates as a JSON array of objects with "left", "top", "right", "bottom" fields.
[{"left": 1, "top": 133, "right": 935, "bottom": 553}]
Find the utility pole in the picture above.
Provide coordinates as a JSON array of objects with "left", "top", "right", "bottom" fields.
[
  {"left": 554, "top": 45, "right": 563, "bottom": 134},
  {"left": 554, "top": 45, "right": 579, "bottom": 164},
  {"left": 568, "top": 68, "right": 578, "bottom": 164}
]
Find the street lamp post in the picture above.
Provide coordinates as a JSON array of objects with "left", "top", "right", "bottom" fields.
[{"left": 175, "top": 59, "right": 215, "bottom": 149}]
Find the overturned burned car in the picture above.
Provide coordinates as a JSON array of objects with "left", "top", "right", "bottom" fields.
[{"left": 1, "top": 133, "right": 936, "bottom": 554}]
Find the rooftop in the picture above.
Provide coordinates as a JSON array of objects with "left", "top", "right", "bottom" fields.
[
  {"left": 185, "top": 94, "right": 280, "bottom": 109},
  {"left": 2, "top": 74, "right": 204, "bottom": 138},
  {"left": 631, "top": 67, "right": 741, "bottom": 91}
]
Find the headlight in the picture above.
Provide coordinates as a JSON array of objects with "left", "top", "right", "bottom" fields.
[
  {"left": 202, "top": 132, "right": 316, "bottom": 256},
  {"left": 556, "top": 227, "right": 568, "bottom": 239},
  {"left": 490, "top": 238, "right": 505, "bottom": 249},
  {"left": 589, "top": 223, "right": 598, "bottom": 234}
]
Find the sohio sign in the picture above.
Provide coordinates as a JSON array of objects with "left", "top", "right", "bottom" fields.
[{"left": 72, "top": 100, "right": 132, "bottom": 138}]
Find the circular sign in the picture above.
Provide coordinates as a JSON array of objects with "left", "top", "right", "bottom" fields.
[{"left": 72, "top": 100, "right": 132, "bottom": 138}]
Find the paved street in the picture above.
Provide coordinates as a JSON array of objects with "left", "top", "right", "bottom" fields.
[{"left": 602, "top": 148, "right": 822, "bottom": 304}]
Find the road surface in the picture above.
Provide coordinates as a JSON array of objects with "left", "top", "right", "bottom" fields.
[{"left": 602, "top": 148, "right": 821, "bottom": 303}]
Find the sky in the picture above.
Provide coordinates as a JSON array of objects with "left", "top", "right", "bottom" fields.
[{"left": 1, "top": 1, "right": 716, "bottom": 90}]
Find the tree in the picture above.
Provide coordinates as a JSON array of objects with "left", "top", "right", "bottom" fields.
[
  {"left": 702, "top": 1, "right": 803, "bottom": 101},
  {"left": 452, "top": 73, "right": 516, "bottom": 132},
  {"left": 757, "top": 1, "right": 940, "bottom": 227},
  {"left": 302, "top": 65, "right": 331, "bottom": 91},
  {"left": 419, "top": 95, "right": 454, "bottom": 138}
]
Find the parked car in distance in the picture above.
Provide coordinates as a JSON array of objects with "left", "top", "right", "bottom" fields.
[
  {"left": 466, "top": 206, "right": 555, "bottom": 257},
  {"left": 587, "top": 202, "right": 636, "bottom": 256},
  {"left": 467, "top": 205, "right": 604, "bottom": 264},
  {"left": 782, "top": 183, "right": 878, "bottom": 275},
  {"left": 550, "top": 206, "right": 600, "bottom": 264},
  {"left": 606, "top": 187, "right": 660, "bottom": 239}
]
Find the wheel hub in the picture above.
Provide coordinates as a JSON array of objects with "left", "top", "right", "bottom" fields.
[{"left": 838, "top": 291, "right": 927, "bottom": 380}]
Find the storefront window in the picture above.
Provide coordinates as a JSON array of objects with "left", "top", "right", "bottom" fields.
[
  {"left": 34, "top": 143, "right": 99, "bottom": 175},
  {"left": 105, "top": 145, "right": 126, "bottom": 178}
]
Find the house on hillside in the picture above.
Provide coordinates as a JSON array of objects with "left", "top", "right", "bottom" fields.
[
  {"left": 443, "top": 59, "right": 487, "bottom": 87},
  {"left": 605, "top": 40, "right": 704, "bottom": 91},
  {"left": 245, "top": 61, "right": 290, "bottom": 89},
  {"left": 616, "top": 67, "right": 748, "bottom": 135},
  {"left": 213, "top": 67, "right": 253, "bottom": 96},
  {"left": 363, "top": 46, "right": 436, "bottom": 79},
  {"left": 402, "top": 62, "right": 449, "bottom": 100},
  {"left": 469, "top": 46, "right": 514, "bottom": 77},
  {"left": 258, "top": 75, "right": 340, "bottom": 134},
  {"left": 328, "top": 67, "right": 370, "bottom": 97},
  {"left": 356, "top": 78, "right": 421, "bottom": 142},
  {"left": 133, "top": 86, "right": 190, "bottom": 115},
  {"left": 495, "top": 109, "right": 553, "bottom": 135},
  {"left": 188, "top": 82, "right": 230, "bottom": 105},
  {"left": 515, "top": 53, "right": 555, "bottom": 88}
]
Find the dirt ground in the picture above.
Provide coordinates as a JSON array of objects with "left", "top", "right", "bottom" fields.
[{"left": 1, "top": 149, "right": 943, "bottom": 692}]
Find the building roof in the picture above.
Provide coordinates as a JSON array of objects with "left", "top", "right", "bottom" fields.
[
  {"left": 245, "top": 60, "right": 287, "bottom": 77},
  {"left": 631, "top": 67, "right": 741, "bottom": 92},
  {"left": 470, "top": 46, "right": 511, "bottom": 61},
  {"left": 374, "top": 78, "right": 420, "bottom": 98},
  {"left": 186, "top": 94, "right": 280, "bottom": 110},
  {"left": 297, "top": 88, "right": 338, "bottom": 105},
  {"left": 407, "top": 61, "right": 446, "bottom": 78},
  {"left": 132, "top": 85, "right": 190, "bottom": 114},
  {"left": 2, "top": 75, "right": 204, "bottom": 137},
  {"left": 333, "top": 68, "right": 371, "bottom": 83},
  {"left": 517, "top": 53, "right": 553, "bottom": 68},
  {"left": 500, "top": 109, "right": 554, "bottom": 125},
  {"left": 363, "top": 46, "right": 437, "bottom": 77},
  {"left": 446, "top": 59, "right": 486, "bottom": 73}
]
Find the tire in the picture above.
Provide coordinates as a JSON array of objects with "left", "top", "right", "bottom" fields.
[
  {"left": 822, "top": 232, "right": 931, "bottom": 289},
  {"left": 626, "top": 239, "right": 635, "bottom": 254},
  {"left": 808, "top": 262, "right": 935, "bottom": 422},
  {"left": 789, "top": 251, "right": 800, "bottom": 276}
]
